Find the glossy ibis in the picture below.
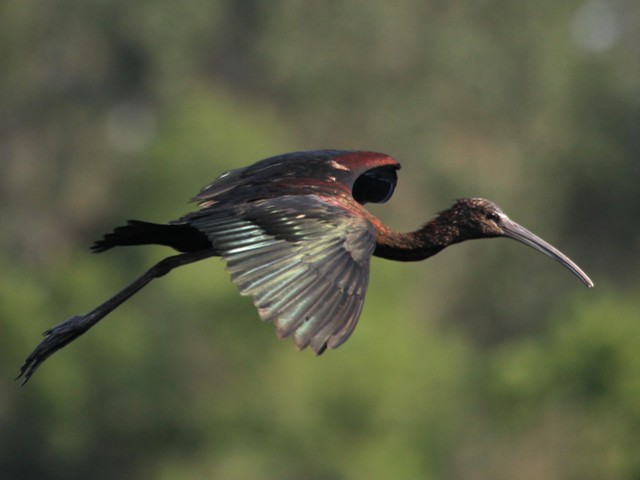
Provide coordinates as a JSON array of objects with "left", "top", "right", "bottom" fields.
[{"left": 18, "top": 150, "right": 593, "bottom": 383}]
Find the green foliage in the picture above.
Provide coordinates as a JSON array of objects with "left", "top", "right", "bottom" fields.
[
  {"left": 472, "top": 292, "right": 640, "bottom": 479},
  {"left": 1, "top": 1, "right": 639, "bottom": 479}
]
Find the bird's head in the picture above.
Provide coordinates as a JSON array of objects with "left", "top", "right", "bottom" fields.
[
  {"left": 446, "top": 198, "right": 508, "bottom": 238},
  {"left": 442, "top": 198, "right": 594, "bottom": 287}
]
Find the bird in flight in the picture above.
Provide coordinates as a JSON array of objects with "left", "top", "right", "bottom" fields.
[{"left": 18, "top": 150, "right": 593, "bottom": 383}]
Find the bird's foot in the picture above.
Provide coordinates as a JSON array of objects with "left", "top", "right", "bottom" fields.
[{"left": 17, "top": 315, "right": 91, "bottom": 385}]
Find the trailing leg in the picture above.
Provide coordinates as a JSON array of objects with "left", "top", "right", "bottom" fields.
[{"left": 18, "top": 248, "right": 218, "bottom": 384}]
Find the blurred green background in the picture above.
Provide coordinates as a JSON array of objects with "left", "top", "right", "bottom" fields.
[{"left": 2, "top": 1, "right": 640, "bottom": 479}]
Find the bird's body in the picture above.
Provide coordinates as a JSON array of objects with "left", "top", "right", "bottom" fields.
[{"left": 19, "top": 150, "right": 593, "bottom": 383}]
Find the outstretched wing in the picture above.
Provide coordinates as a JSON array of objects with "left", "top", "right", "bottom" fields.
[{"left": 185, "top": 195, "right": 376, "bottom": 353}]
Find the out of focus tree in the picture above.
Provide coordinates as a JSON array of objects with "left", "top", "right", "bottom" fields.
[{"left": 1, "top": 1, "right": 639, "bottom": 479}]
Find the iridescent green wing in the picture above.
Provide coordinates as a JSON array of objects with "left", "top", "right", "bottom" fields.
[{"left": 186, "top": 195, "right": 375, "bottom": 353}]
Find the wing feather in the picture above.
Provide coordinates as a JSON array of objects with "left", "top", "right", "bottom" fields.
[
  {"left": 311, "top": 294, "right": 358, "bottom": 352},
  {"left": 232, "top": 252, "right": 304, "bottom": 294},
  {"left": 290, "top": 283, "right": 340, "bottom": 349},
  {"left": 327, "top": 297, "right": 364, "bottom": 349},
  {"left": 186, "top": 195, "right": 375, "bottom": 353}
]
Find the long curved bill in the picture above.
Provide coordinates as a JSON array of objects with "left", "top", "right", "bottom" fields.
[{"left": 500, "top": 218, "right": 594, "bottom": 288}]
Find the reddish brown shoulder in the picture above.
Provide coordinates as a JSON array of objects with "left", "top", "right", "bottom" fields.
[{"left": 331, "top": 151, "right": 400, "bottom": 172}]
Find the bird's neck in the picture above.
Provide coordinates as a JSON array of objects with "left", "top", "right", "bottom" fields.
[{"left": 373, "top": 215, "right": 464, "bottom": 262}]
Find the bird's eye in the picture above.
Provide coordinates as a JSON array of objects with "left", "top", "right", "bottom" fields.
[{"left": 486, "top": 211, "right": 501, "bottom": 222}]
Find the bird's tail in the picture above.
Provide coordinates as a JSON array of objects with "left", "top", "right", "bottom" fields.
[{"left": 92, "top": 220, "right": 212, "bottom": 253}]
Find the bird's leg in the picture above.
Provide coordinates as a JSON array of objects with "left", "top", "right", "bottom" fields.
[{"left": 17, "top": 248, "right": 218, "bottom": 385}]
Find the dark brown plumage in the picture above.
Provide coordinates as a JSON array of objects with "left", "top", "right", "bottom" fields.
[{"left": 18, "top": 150, "right": 593, "bottom": 384}]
